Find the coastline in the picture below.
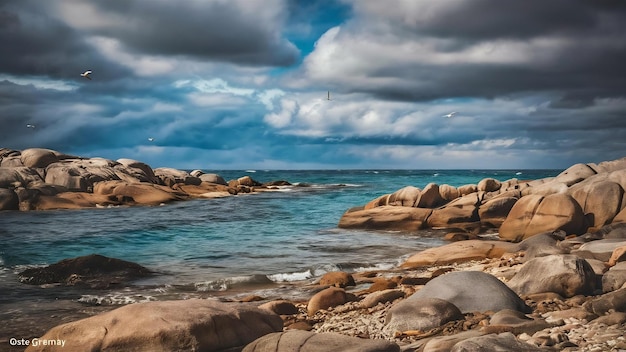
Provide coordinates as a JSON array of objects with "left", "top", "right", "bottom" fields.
[{"left": 2, "top": 150, "right": 626, "bottom": 351}]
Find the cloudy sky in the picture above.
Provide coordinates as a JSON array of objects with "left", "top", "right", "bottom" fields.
[{"left": 2, "top": 0, "right": 625, "bottom": 169}]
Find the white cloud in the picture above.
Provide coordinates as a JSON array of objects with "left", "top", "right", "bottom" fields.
[{"left": 264, "top": 99, "right": 297, "bottom": 128}]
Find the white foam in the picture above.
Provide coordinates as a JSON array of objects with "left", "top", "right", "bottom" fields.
[
  {"left": 78, "top": 293, "right": 156, "bottom": 305},
  {"left": 268, "top": 270, "right": 313, "bottom": 282}
]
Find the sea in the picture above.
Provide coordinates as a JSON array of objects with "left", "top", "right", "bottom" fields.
[{"left": 0, "top": 169, "right": 560, "bottom": 343}]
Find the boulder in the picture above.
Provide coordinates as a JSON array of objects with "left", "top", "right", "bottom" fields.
[
  {"left": 242, "top": 330, "right": 400, "bottom": 352},
  {"left": 507, "top": 255, "right": 596, "bottom": 297},
  {"left": 384, "top": 297, "right": 463, "bottom": 334},
  {"left": 554, "top": 163, "right": 597, "bottom": 186},
  {"left": 307, "top": 287, "right": 348, "bottom": 316},
  {"left": 499, "top": 193, "right": 586, "bottom": 242},
  {"left": 319, "top": 271, "right": 355, "bottom": 288},
  {"left": 457, "top": 184, "right": 478, "bottom": 196},
  {"left": 116, "top": 158, "right": 158, "bottom": 183},
  {"left": 416, "top": 183, "right": 445, "bottom": 208},
  {"left": 338, "top": 206, "right": 432, "bottom": 231},
  {"left": 520, "top": 180, "right": 569, "bottom": 197},
  {"left": 0, "top": 166, "right": 44, "bottom": 187},
  {"left": 602, "top": 262, "right": 626, "bottom": 293},
  {"left": 438, "top": 184, "right": 460, "bottom": 202},
  {"left": 18, "top": 254, "right": 152, "bottom": 289},
  {"left": 20, "top": 148, "right": 59, "bottom": 168},
  {"left": 27, "top": 299, "right": 283, "bottom": 352},
  {"left": 422, "top": 331, "right": 484, "bottom": 352},
  {"left": 583, "top": 287, "right": 626, "bottom": 315},
  {"left": 450, "top": 332, "right": 544, "bottom": 352},
  {"left": 486, "top": 309, "right": 551, "bottom": 336},
  {"left": 427, "top": 193, "right": 481, "bottom": 229},
  {"left": 364, "top": 194, "right": 390, "bottom": 209},
  {"left": 199, "top": 173, "right": 227, "bottom": 185},
  {"left": 405, "top": 271, "right": 530, "bottom": 314},
  {"left": 477, "top": 178, "right": 501, "bottom": 192},
  {"left": 387, "top": 186, "right": 420, "bottom": 207},
  {"left": 361, "top": 289, "right": 405, "bottom": 308},
  {"left": 45, "top": 159, "right": 123, "bottom": 192},
  {"left": 258, "top": 300, "right": 299, "bottom": 315},
  {"left": 93, "top": 180, "right": 186, "bottom": 205},
  {"left": 401, "top": 240, "right": 517, "bottom": 269},
  {"left": 0, "top": 188, "right": 19, "bottom": 210},
  {"left": 609, "top": 245, "right": 626, "bottom": 266},
  {"left": 515, "top": 231, "right": 567, "bottom": 262},
  {"left": 237, "top": 175, "right": 262, "bottom": 187},
  {"left": 572, "top": 239, "right": 626, "bottom": 262},
  {"left": 593, "top": 156, "right": 626, "bottom": 173},
  {"left": 569, "top": 179, "right": 625, "bottom": 230},
  {"left": 478, "top": 196, "right": 518, "bottom": 228}
]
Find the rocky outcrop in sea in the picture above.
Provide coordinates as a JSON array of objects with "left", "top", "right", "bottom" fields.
[{"left": 0, "top": 148, "right": 289, "bottom": 211}]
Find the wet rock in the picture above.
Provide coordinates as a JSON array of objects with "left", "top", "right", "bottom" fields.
[
  {"left": 406, "top": 271, "right": 530, "bottom": 314},
  {"left": 243, "top": 330, "right": 400, "bottom": 352},
  {"left": 18, "top": 254, "right": 152, "bottom": 289},
  {"left": 0, "top": 188, "right": 19, "bottom": 210},
  {"left": 27, "top": 299, "right": 283, "bottom": 352},
  {"left": 384, "top": 297, "right": 463, "bottom": 334},
  {"left": 338, "top": 206, "right": 432, "bottom": 231},
  {"left": 507, "top": 254, "right": 596, "bottom": 297}
]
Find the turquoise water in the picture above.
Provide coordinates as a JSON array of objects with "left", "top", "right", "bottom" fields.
[{"left": 0, "top": 169, "right": 559, "bottom": 339}]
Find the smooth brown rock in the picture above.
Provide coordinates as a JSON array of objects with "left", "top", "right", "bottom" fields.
[
  {"left": 479, "top": 196, "right": 518, "bottom": 228},
  {"left": 27, "top": 299, "right": 283, "bottom": 352},
  {"left": 387, "top": 186, "right": 420, "bottom": 207},
  {"left": 338, "top": 206, "right": 432, "bottom": 231},
  {"left": 602, "top": 262, "right": 626, "bottom": 293},
  {"left": 583, "top": 287, "right": 626, "bottom": 315},
  {"left": 608, "top": 245, "right": 626, "bottom": 266},
  {"left": 258, "top": 300, "right": 299, "bottom": 315},
  {"left": 307, "top": 287, "right": 348, "bottom": 316},
  {"left": 569, "top": 179, "right": 625, "bottom": 230},
  {"left": 439, "top": 184, "right": 460, "bottom": 202},
  {"left": 416, "top": 183, "right": 445, "bottom": 208},
  {"left": 364, "top": 194, "right": 390, "bottom": 209},
  {"left": 401, "top": 240, "right": 517, "bottom": 269},
  {"left": 450, "top": 332, "right": 545, "bottom": 352},
  {"left": 427, "top": 193, "right": 482, "bottom": 228},
  {"left": 458, "top": 184, "right": 478, "bottom": 196},
  {"left": 242, "top": 330, "right": 400, "bottom": 352},
  {"left": 554, "top": 163, "right": 597, "bottom": 186},
  {"left": 0, "top": 188, "right": 19, "bottom": 210},
  {"left": 361, "top": 289, "right": 405, "bottom": 308},
  {"left": 477, "top": 178, "right": 501, "bottom": 192},
  {"left": 319, "top": 271, "right": 355, "bottom": 288},
  {"left": 20, "top": 148, "right": 59, "bottom": 168}
]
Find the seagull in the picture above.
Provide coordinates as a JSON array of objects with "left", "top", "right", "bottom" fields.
[
  {"left": 148, "top": 137, "right": 154, "bottom": 142},
  {"left": 443, "top": 111, "right": 457, "bottom": 118},
  {"left": 26, "top": 124, "right": 35, "bottom": 128},
  {"left": 80, "top": 70, "right": 92, "bottom": 80}
]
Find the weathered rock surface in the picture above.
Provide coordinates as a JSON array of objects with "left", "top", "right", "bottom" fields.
[
  {"left": 242, "top": 330, "right": 400, "bottom": 352},
  {"left": 507, "top": 254, "right": 596, "bottom": 297},
  {"left": 18, "top": 254, "right": 152, "bottom": 289},
  {"left": 405, "top": 271, "right": 530, "bottom": 314},
  {"left": 450, "top": 332, "right": 544, "bottom": 352},
  {"left": 338, "top": 206, "right": 432, "bottom": 231},
  {"left": 401, "top": 240, "right": 517, "bottom": 269},
  {"left": 307, "top": 287, "right": 349, "bottom": 316},
  {"left": 319, "top": 271, "right": 356, "bottom": 288},
  {"left": 27, "top": 299, "right": 283, "bottom": 352},
  {"left": 384, "top": 297, "right": 463, "bottom": 333}
]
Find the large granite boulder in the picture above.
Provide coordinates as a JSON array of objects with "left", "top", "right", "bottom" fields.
[
  {"left": 116, "top": 158, "right": 159, "bottom": 183},
  {"left": 438, "top": 184, "right": 460, "bottom": 202},
  {"left": 553, "top": 163, "right": 597, "bottom": 186},
  {"left": 426, "top": 193, "right": 481, "bottom": 228},
  {"left": 0, "top": 166, "right": 44, "bottom": 188},
  {"left": 477, "top": 178, "right": 501, "bottom": 192},
  {"left": 243, "top": 330, "right": 400, "bottom": 352},
  {"left": 338, "top": 206, "right": 432, "bottom": 231},
  {"left": 602, "top": 262, "right": 626, "bottom": 293},
  {"left": 569, "top": 178, "right": 625, "bottom": 230},
  {"left": 401, "top": 240, "right": 517, "bottom": 269},
  {"left": 93, "top": 180, "right": 186, "bottom": 205},
  {"left": 18, "top": 254, "right": 152, "bottom": 289},
  {"left": 388, "top": 186, "right": 420, "bottom": 207},
  {"left": 499, "top": 193, "right": 587, "bottom": 242},
  {"left": 199, "top": 173, "right": 227, "bottom": 185},
  {"left": 478, "top": 196, "right": 518, "bottom": 228},
  {"left": 506, "top": 254, "right": 596, "bottom": 297},
  {"left": 20, "top": 148, "right": 59, "bottom": 168},
  {"left": 416, "top": 183, "right": 445, "bottom": 208},
  {"left": 384, "top": 297, "right": 463, "bottom": 334},
  {"left": 572, "top": 239, "right": 626, "bottom": 262},
  {"left": 404, "top": 271, "right": 530, "bottom": 314},
  {"left": 27, "top": 299, "right": 283, "bottom": 352},
  {"left": 583, "top": 287, "right": 626, "bottom": 315},
  {"left": 154, "top": 167, "right": 200, "bottom": 186},
  {"left": 45, "top": 159, "right": 122, "bottom": 192}
]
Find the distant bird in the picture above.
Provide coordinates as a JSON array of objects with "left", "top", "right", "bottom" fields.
[
  {"left": 26, "top": 124, "right": 35, "bottom": 129},
  {"left": 148, "top": 137, "right": 154, "bottom": 142},
  {"left": 443, "top": 111, "right": 457, "bottom": 118},
  {"left": 80, "top": 70, "right": 92, "bottom": 80},
  {"left": 326, "top": 91, "right": 332, "bottom": 101}
]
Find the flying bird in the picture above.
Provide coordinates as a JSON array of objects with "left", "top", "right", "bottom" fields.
[
  {"left": 148, "top": 137, "right": 154, "bottom": 142},
  {"left": 26, "top": 124, "right": 35, "bottom": 128},
  {"left": 80, "top": 70, "right": 92, "bottom": 80},
  {"left": 443, "top": 112, "right": 457, "bottom": 118}
]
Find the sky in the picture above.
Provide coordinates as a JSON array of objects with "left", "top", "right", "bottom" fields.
[{"left": 1, "top": 0, "right": 626, "bottom": 170}]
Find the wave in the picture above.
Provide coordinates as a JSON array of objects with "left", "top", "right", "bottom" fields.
[
  {"left": 78, "top": 292, "right": 157, "bottom": 306},
  {"left": 193, "top": 274, "right": 273, "bottom": 292}
]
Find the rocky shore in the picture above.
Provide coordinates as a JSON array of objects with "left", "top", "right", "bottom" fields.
[
  {"left": 7, "top": 154, "right": 626, "bottom": 351},
  {"left": 0, "top": 148, "right": 290, "bottom": 211}
]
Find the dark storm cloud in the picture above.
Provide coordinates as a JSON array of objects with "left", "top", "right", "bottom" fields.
[
  {"left": 63, "top": 0, "right": 299, "bottom": 67},
  {"left": 0, "top": 0, "right": 130, "bottom": 80}
]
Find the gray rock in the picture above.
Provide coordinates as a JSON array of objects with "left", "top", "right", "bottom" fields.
[
  {"left": 384, "top": 297, "right": 463, "bottom": 334},
  {"left": 0, "top": 188, "right": 19, "bottom": 210},
  {"left": 243, "top": 330, "right": 400, "bottom": 352},
  {"left": 451, "top": 332, "right": 544, "bottom": 352},
  {"left": 573, "top": 239, "right": 626, "bottom": 261},
  {"left": 583, "top": 287, "right": 626, "bottom": 315},
  {"left": 406, "top": 271, "right": 530, "bottom": 314},
  {"left": 507, "top": 254, "right": 596, "bottom": 297},
  {"left": 602, "top": 262, "right": 626, "bottom": 293},
  {"left": 20, "top": 148, "right": 59, "bottom": 168}
]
